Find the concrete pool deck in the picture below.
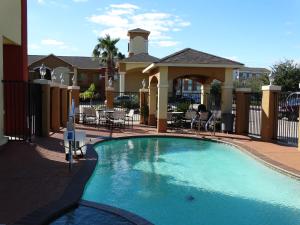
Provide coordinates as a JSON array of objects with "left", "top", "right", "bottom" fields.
[{"left": 1, "top": 124, "right": 300, "bottom": 224}]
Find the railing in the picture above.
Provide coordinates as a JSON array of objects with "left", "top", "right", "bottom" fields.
[
  {"left": 2, "top": 80, "right": 42, "bottom": 141},
  {"left": 248, "top": 92, "right": 262, "bottom": 137},
  {"left": 79, "top": 92, "right": 141, "bottom": 122},
  {"left": 277, "top": 92, "right": 299, "bottom": 146}
]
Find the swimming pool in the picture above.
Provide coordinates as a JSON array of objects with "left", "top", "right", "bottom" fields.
[{"left": 83, "top": 137, "right": 300, "bottom": 225}]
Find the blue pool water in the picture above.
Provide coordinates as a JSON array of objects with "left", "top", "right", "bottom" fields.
[{"left": 83, "top": 137, "right": 300, "bottom": 225}]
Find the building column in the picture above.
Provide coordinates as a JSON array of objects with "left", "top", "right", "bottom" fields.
[
  {"left": 157, "top": 67, "right": 168, "bottom": 133},
  {"left": 261, "top": 85, "right": 281, "bottom": 141},
  {"left": 50, "top": 83, "right": 60, "bottom": 132},
  {"left": 106, "top": 87, "right": 114, "bottom": 109},
  {"left": 34, "top": 79, "right": 51, "bottom": 137},
  {"left": 140, "top": 88, "right": 149, "bottom": 124},
  {"left": 201, "top": 83, "right": 211, "bottom": 106},
  {"left": 148, "top": 85, "right": 157, "bottom": 126},
  {"left": 60, "top": 85, "right": 68, "bottom": 127},
  {"left": 221, "top": 68, "right": 234, "bottom": 113},
  {"left": 0, "top": 36, "right": 7, "bottom": 145},
  {"left": 68, "top": 86, "right": 80, "bottom": 122},
  {"left": 119, "top": 72, "right": 125, "bottom": 93},
  {"left": 235, "top": 88, "right": 251, "bottom": 134}
]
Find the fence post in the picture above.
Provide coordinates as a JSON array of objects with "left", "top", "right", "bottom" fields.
[
  {"left": 139, "top": 88, "right": 149, "bottom": 124},
  {"left": 106, "top": 86, "right": 114, "bottom": 109},
  {"left": 261, "top": 85, "right": 281, "bottom": 141},
  {"left": 50, "top": 83, "right": 61, "bottom": 132},
  {"left": 235, "top": 88, "right": 251, "bottom": 134},
  {"left": 34, "top": 79, "right": 51, "bottom": 137},
  {"left": 60, "top": 84, "right": 68, "bottom": 127}
]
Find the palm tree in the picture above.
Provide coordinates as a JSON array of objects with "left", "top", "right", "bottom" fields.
[{"left": 93, "top": 34, "right": 123, "bottom": 88}]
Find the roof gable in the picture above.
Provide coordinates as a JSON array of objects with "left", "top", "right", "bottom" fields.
[
  {"left": 157, "top": 48, "right": 244, "bottom": 66},
  {"left": 122, "top": 53, "right": 159, "bottom": 63}
]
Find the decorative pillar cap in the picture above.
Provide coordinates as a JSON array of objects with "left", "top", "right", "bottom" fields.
[
  {"left": 139, "top": 88, "right": 149, "bottom": 92},
  {"left": 33, "top": 79, "right": 51, "bottom": 85},
  {"left": 59, "top": 84, "right": 68, "bottom": 89},
  {"left": 68, "top": 86, "right": 80, "bottom": 90},
  {"left": 106, "top": 87, "right": 115, "bottom": 91},
  {"left": 235, "top": 87, "right": 251, "bottom": 93},
  {"left": 261, "top": 85, "right": 281, "bottom": 91},
  {"left": 50, "top": 82, "right": 60, "bottom": 88}
]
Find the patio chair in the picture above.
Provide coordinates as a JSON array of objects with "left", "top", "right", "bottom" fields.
[
  {"left": 191, "top": 111, "right": 210, "bottom": 130},
  {"left": 97, "top": 110, "right": 108, "bottom": 127},
  {"left": 125, "top": 109, "right": 135, "bottom": 128},
  {"left": 82, "top": 107, "right": 97, "bottom": 125},
  {"left": 205, "top": 110, "right": 222, "bottom": 133},
  {"left": 108, "top": 111, "right": 126, "bottom": 129},
  {"left": 183, "top": 110, "right": 197, "bottom": 127},
  {"left": 167, "top": 112, "right": 175, "bottom": 129}
]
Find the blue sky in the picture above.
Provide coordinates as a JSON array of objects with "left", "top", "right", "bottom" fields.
[{"left": 28, "top": 0, "right": 300, "bottom": 68}]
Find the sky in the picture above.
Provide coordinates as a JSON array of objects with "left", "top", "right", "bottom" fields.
[{"left": 28, "top": 0, "right": 300, "bottom": 68}]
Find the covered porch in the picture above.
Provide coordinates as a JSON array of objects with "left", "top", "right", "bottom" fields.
[{"left": 143, "top": 48, "right": 244, "bottom": 133}]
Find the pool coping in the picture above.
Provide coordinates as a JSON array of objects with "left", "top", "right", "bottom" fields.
[{"left": 14, "top": 133, "right": 300, "bottom": 225}]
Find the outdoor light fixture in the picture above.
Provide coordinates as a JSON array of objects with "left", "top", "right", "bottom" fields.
[
  {"left": 269, "top": 72, "right": 275, "bottom": 85},
  {"left": 51, "top": 70, "right": 56, "bottom": 82},
  {"left": 142, "top": 79, "right": 146, "bottom": 89},
  {"left": 60, "top": 73, "right": 64, "bottom": 85},
  {"left": 39, "top": 63, "right": 46, "bottom": 80}
]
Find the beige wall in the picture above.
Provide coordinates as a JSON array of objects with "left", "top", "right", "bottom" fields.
[
  {"left": 0, "top": 0, "right": 21, "bottom": 45},
  {"left": 125, "top": 71, "right": 149, "bottom": 92},
  {"left": 129, "top": 36, "right": 148, "bottom": 55}
]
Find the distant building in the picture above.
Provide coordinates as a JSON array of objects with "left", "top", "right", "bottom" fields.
[
  {"left": 234, "top": 67, "right": 270, "bottom": 80},
  {"left": 28, "top": 54, "right": 106, "bottom": 97}
]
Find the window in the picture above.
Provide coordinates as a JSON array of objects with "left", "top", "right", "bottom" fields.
[{"left": 188, "top": 80, "right": 192, "bottom": 91}]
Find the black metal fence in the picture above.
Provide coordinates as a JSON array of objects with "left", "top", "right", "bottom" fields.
[
  {"left": 79, "top": 91, "right": 141, "bottom": 122},
  {"left": 232, "top": 92, "right": 236, "bottom": 133},
  {"left": 248, "top": 92, "right": 262, "bottom": 137},
  {"left": 277, "top": 92, "right": 299, "bottom": 146},
  {"left": 2, "top": 80, "right": 42, "bottom": 141}
]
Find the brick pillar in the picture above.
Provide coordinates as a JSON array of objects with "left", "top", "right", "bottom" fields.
[
  {"left": 68, "top": 86, "right": 80, "bottom": 122},
  {"left": 106, "top": 87, "right": 114, "bottom": 109},
  {"left": 50, "top": 84, "right": 60, "bottom": 132},
  {"left": 261, "top": 85, "right": 281, "bottom": 141},
  {"left": 235, "top": 88, "right": 251, "bottom": 134},
  {"left": 139, "top": 88, "right": 149, "bottom": 124},
  {"left": 60, "top": 85, "right": 68, "bottom": 127},
  {"left": 34, "top": 79, "right": 51, "bottom": 137}
]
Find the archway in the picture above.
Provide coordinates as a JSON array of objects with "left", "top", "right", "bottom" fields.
[{"left": 148, "top": 75, "right": 158, "bottom": 126}]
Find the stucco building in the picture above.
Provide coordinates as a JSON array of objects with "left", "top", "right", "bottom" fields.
[{"left": 0, "top": 0, "right": 28, "bottom": 145}]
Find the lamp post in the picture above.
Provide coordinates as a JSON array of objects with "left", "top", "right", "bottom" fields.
[{"left": 39, "top": 63, "right": 47, "bottom": 80}]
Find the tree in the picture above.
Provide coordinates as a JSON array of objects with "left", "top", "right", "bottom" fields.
[
  {"left": 273, "top": 60, "right": 300, "bottom": 92},
  {"left": 92, "top": 34, "right": 123, "bottom": 87},
  {"left": 233, "top": 74, "right": 269, "bottom": 92},
  {"left": 80, "top": 83, "right": 96, "bottom": 105}
]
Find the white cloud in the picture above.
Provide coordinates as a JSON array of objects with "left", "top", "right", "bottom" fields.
[
  {"left": 41, "top": 39, "right": 65, "bottom": 46},
  {"left": 73, "top": 0, "right": 88, "bottom": 2},
  {"left": 87, "top": 3, "right": 190, "bottom": 47},
  {"left": 40, "top": 39, "right": 78, "bottom": 51},
  {"left": 28, "top": 43, "right": 41, "bottom": 50},
  {"left": 37, "top": 0, "right": 45, "bottom": 4},
  {"left": 155, "top": 41, "right": 179, "bottom": 47},
  {"left": 110, "top": 3, "right": 139, "bottom": 10}
]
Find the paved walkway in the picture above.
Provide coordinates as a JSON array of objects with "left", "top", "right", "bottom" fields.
[{"left": 1, "top": 124, "right": 300, "bottom": 224}]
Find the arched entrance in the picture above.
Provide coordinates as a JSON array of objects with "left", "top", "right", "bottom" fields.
[{"left": 148, "top": 75, "right": 158, "bottom": 126}]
